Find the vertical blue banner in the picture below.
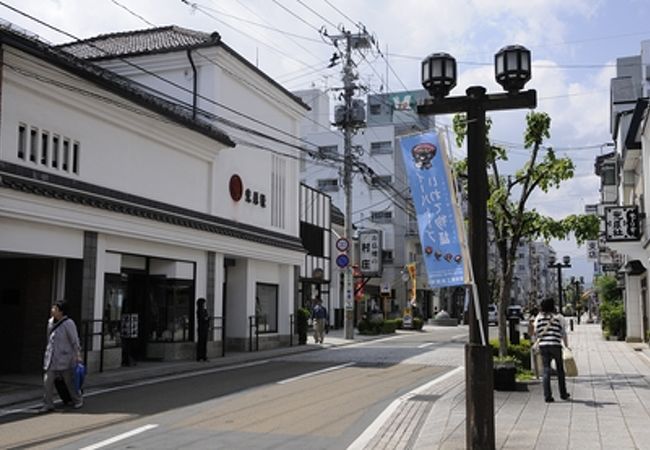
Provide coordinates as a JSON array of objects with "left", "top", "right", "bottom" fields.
[{"left": 399, "top": 132, "right": 469, "bottom": 288}]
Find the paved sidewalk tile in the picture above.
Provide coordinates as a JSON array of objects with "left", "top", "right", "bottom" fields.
[{"left": 407, "top": 323, "right": 650, "bottom": 449}]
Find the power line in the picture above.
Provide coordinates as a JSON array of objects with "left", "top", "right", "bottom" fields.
[
  {"left": 271, "top": 0, "right": 322, "bottom": 33},
  {"left": 180, "top": 0, "right": 320, "bottom": 69},
  {"left": 322, "top": 0, "right": 358, "bottom": 29},
  {"left": 295, "top": 0, "right": 339, "bottom": 29},
  {"left": 108, "top": 0, "right": 155, "bottom": 27}
]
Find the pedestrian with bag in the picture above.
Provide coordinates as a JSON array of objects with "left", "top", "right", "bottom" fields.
[
  {"left": 533, "top": 297, "right": 570, "bottom": 403},
  {"left": 41, "top": 299, "right": 83, "bottom": 412},
  {"left": 311, "top": 297, "right": 328, "bottom": 344}
]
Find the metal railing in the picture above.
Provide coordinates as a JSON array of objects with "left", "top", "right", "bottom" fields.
[
  {"left": 81, "top": 319, "right": 106, "bottom": 373},
  {"left": 289, "top": 313, "right": 294, "bottom": 347},
  {"left": 209, "top": 316, "right": 225, "bottom": 357},
  {"left": 248, "top": 315, "right": 259, "bottom": 352}
]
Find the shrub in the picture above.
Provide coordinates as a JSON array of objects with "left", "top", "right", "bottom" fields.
[
  {"left": 600, "top": 301, "right": 626, "bottom": 339},
  {"left": 395, "top": 318, "right": 403, "bottom": 329},
  {"left": 490, "top": 338, "right": 532, "bottom": 372},
  {"left": 359, "top": 317, "right": 400, "bottom": 335},
  {"left": 412, "top": 317, "right": 424, "bottom": 330}
]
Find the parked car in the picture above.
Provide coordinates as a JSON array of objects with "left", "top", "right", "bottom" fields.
[{"left": 488, "top": 304, "right": 498, "bottom": 325}]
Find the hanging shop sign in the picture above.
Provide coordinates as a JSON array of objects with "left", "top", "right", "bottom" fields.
[
  {"left": 358, "top": 229, "right": 383, "bottom": 276},
  {"left": 605, "top": 206, "right": 641, "bottom": 242}
]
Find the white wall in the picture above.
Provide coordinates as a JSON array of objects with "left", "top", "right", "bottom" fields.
[
  {"left": 2, "top": 50, "right": 223, "bottom": 214},
  {"left": 0, "top": 216, "right": 83, "bottom": 257}
]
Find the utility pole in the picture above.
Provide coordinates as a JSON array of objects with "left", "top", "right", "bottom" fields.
[{"left": 329, "top": 29, "right": 372, "bottom": 340}]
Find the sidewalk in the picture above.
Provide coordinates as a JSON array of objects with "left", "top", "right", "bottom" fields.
[
  {"left": 403, "top": 323, "right": 650, "bottom": 449},
  {"left": 0, "top": 327, "right": 381, "bottom": 410}
]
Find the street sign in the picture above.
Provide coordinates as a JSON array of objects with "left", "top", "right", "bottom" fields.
[
  {"left": 336, "top": 237, "right": 350, "bottom": 252},
  {"left": 336, "top": 254, "right": 350, "bottom": 269}
]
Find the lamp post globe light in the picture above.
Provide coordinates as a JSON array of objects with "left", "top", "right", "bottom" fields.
[
  {"left": 548, "top": 255, "right": 572, "bottom": 314},
  {"left": 421, "top": 52, "right": 457, "bottom": 99},
  {"left": 417, "top": 45, "right": 536, "bottom": 450}
]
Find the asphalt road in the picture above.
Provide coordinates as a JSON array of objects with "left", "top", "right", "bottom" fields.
[{"left": 0, "top": 327, "right": 468, "bottom": 450}]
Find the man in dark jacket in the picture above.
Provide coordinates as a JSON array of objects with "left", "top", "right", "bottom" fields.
[{"left": 196, "top": 298, "right": 210, "bottom": 361}]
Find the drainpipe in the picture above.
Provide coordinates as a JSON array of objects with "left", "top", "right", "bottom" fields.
[{"left": 187, "top": 49, "right": 198, "bottom": 120}]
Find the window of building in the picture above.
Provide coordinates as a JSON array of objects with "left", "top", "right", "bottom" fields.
[
  {"left": 318, "top": 145, "right": 338, "bottom": 159},
  {"left": 601, "top": 165, "right": 616, "bottom": 186},
  {"left": 29, "top": 127, "right": 38, "bottom": 162},
  {"left": 148, "top": 278, "right": 194, "bottom": 342},
  {"left": 256, "top": 283, "right": 278, "bottom": 333},
  {"left": 318, "top": 178, "right": 339, "bottom": 192},
  {"left": 40, "top": 131, "right": 49, "bottom": 165},
  {"left": 371, "top": 210, "right": 392, "bottom": 223},
  {"left": 370, "top": 104, "right": 381, "bottom": 115},
  {"left": 370, "top": 141, "right": 392, "bottom": 155},
  {"left": 17, "top": 124, "right": 80, "bottom": 175},
  {"left": 382, "top": 250, "right": 394, "bottom": 263},
  {"left": 271, "top": 155, "right": 286, "bottom": 229},
  {"left": 17, "top": 124, "right": 26, "bottom": 160},
  {"left": 52, "top": 135, "right": 60, "bottom": 168},
  {"left": 72, "top": 142, "right": 80, "bottom": 174},
  {"left": 371, "top": 175, "right": 392, "bottom": 189},
  {"left": 62, "top": 138, "right": 70, "bottom": 171}
]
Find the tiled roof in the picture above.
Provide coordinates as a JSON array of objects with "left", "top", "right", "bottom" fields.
[
  {"left": 58, "top": 26, "right": 219, "bottom": 60},
  {"left": 58, "top": 26, "right": 309, "bottom": 111}
]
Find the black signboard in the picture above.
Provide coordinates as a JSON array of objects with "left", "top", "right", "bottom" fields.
[{"left": 605, "top": 206, "right": 641, "bottom": 242}]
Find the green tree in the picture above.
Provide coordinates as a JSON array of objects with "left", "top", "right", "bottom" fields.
[{"left": 453, "top": 111, "right": 599, "bottom": 356}]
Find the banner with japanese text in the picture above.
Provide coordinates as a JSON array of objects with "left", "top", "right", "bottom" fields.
[{"left": 399, "top": 131, "right": 471, "bottom": 288}]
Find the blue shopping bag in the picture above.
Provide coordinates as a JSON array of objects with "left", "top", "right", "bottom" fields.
[{"left": 74, "top": 362, "right": 86, "bottom": 394}]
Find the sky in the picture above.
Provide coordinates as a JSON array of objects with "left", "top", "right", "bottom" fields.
[{"left": 2, "top": 0, "right": 650, "bottom": 285}]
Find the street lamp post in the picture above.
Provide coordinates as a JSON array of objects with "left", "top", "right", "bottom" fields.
[
  {"left": 548, "top": 255, "right": 571, "bottom": 313},
  {"left": 417, "top": 45, "right": 536, "bottom": 450}
]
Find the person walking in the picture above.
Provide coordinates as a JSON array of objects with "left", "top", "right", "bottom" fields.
[
  {"left": 41, "top": 299, "right": 83, "bottom": 412},
  {"left": 196, "top": 298, "right": 209, "bottom": 362},
  {"left": 534, "top": 297, "right": 570, "bottom": 403},
  {"left": 311, "top": 297, "right": 327, "bottom": 344}
]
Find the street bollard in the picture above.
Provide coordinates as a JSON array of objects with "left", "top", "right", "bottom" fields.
[{"left": 570, "top": 319, "right": 574, "bottom": 332}]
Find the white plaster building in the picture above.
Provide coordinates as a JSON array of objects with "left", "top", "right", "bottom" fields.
[{"left": 0, "top": 25, "right": 307, "bottom": 373}]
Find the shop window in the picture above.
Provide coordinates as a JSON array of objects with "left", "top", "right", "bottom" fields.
[
  {"left": 103, "top": 274, "right": 126, "bottom": 349},
  {"left": 256, "top": 283, "right": 278, "bottom": 333},
  {"left": 149, "top": 278, "right": 193, "bottom": 342}
]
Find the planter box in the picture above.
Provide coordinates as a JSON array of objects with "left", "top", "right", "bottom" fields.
[{"left": 494, "top": 365, "right": 517, "bottom": 391}]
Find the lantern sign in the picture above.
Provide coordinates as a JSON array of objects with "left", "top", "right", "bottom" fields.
[
  {"left": 358, "top": 230, "right": 382, "bottom": 276},
  {"left": 605, "top": 206, "right": 641, "bottom": 242}
]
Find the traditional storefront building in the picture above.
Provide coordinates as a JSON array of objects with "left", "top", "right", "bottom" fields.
[{"left": 0, "top": 25, "right": 306, "bottom": 373}]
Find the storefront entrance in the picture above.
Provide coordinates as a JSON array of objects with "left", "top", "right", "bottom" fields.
[
  {"left": 0, "top": 256, "right": 82, "bottom": 373},
  {"left": 103, "top": 257, "right": 195, "bottom": 365}
]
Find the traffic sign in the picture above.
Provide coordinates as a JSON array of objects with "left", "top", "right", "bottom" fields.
[
  {"left": 336, "top": 237, "right": 350, "bottom": 252},
  {"left": 336, "top": 254, "right": 350, "bottom": 268}
]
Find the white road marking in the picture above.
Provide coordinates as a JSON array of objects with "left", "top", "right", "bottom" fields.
[
  {"left": 0, "top": 359, "right": 271, "bottom": 417},
  {"left": 79, "top": 424, "right": 158, "bottom": 450},
  {"left": 347, "top": 366, "right": 464, "bottom": 450},
  {"left": 277, "top": 363, "right": 355, "bottom": 384},
  {"left": 417, "top": 343, "right": 434, "bottom": 349}
]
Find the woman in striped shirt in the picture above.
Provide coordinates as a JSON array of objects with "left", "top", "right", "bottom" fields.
[{"left": 534, "top": 297, "right": 570, "bottom": 403}]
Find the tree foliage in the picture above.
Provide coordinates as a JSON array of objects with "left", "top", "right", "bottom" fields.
[{"left": 453, "top": 111, "right": 599, "bottom": 356}]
